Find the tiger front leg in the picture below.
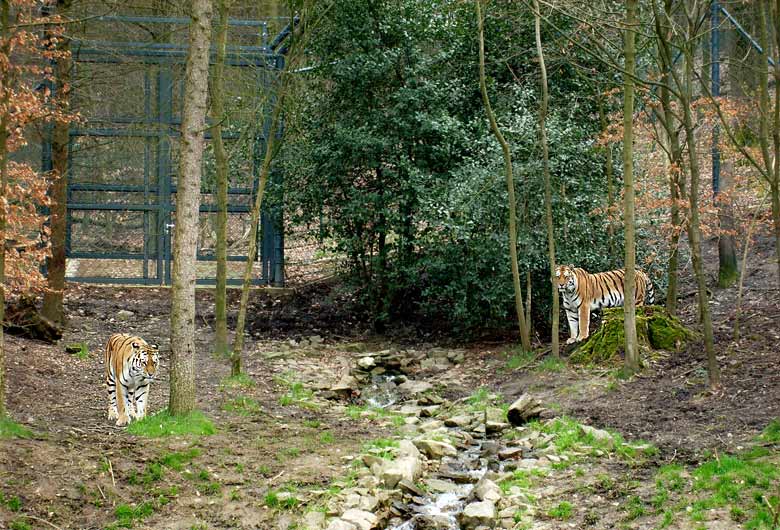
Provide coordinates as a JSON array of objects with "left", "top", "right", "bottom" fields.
[
  {"left": 565, "top": 311, "right": 579, "bottom": 344},
  {"left": 576, "top": 304, "right": 591, "bottom": 342},
  {"left": 133, "top": 384, "right": 150, "bottom": 420},
  {"left": 115, "top": 383, "right": 132, "bottom": 427}
]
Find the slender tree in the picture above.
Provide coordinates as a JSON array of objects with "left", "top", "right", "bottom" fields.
[
  {"left": 210, "top": 0, "right": 231, "bottom": 367},
  {"left": 0, "top": 0, "right": 9, "bottom": 417},
  {"left": 622, "top": 0, "right": 640, "bottom": 375},
  {"left": 533, "top": 0, "right": 559, "bottom": 357},
  {"left": 476, "top": 0, "right": 531, "bottom": 351},
  {"left": 169, "top": 0, "right": 213, "bottom": 415}
]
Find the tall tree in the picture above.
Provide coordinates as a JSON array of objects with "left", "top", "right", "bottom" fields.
[
  {"left": 476, "top": 0, "right": 531, "bottom": 351},
  {"left": 533, "top": 0, "right": 558, "bottom": 357},
  {"left": 0, "top": 0, "right": 9, "bottom": 417},
  {"left": 210, "top": 0, "right": 231, "bottom": 366},
  {"left": 169, "top": 0, "right": 213, "bottom": 415},
  {"left": 622, "top": 0, "right": 640, "bottom": 375},
  {"left": 679, "top": 2, "right": 719, "bottom": 388},
  {"left": 41, "top": 0, "right": 72, "bottom": 326}
]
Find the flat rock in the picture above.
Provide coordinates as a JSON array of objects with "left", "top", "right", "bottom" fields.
[
  {"left": 398, "top": 379, "right": 433, "bottom": 395},
  {"left": 325, "top": 519, "right": 357, "bottom": 530},
  {"left": 474, "top": 478, "right": 502, "bottom": 503},
  {"left": 413, "top": 439, "right": 458, "bottom": 459},
  {"left": 444, "top": 414, "right": 473, "bottom": 428},
  {"left": 340, "top": 508, "right": 378, "bottom": 530},
  {"left": 459, "top": 500, "right": 496, "bottom": 529}
]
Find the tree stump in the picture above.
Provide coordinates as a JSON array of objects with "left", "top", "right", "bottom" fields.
[
  {"left": 569, "top": 305, "right": 694, "bottom": 365},
  {"left": 5, "top": 296, "right": 63, "bottom": 343}
]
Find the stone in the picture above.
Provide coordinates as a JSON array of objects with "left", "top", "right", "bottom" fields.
[
  {"left": 486, "top": 421, "right": 510, "bottom": 434},
  {"left": 309, "top": 335, "right": 324, "bottom": 344},
  {"left": 325, "top": 519, "right": 357, "bottom": 530},
  {"left": 117, "top": 309, "right": 135, "bottom": 320},
  {"left": 459, "top": 501, "right": 496, "bottom": 529},
  {"left": 398, "top": 479, "right": 425, "bottom": 497},
  {"left": 580, "top": 425, "right": 615, "bottom": 448},
  {"left": 398, "top": 439, "right": 422, "bottom": 459},
  {"left": 331, "top": 375, "right": 359, "bottom": 393},
  {"left": 413, "top": 439, "right": 458, "bottom": 459},
  {"left": 444, "top": 414, "right": 473, "bottom": 428},
  {"left": 506, "top": 395, "right": 547, "bottom": 426},
  {"left": 357, "top": 357, "right": 376, "bottom": 369},
  {"left": 419, "top": 406, "right": 440, "bottom": 418},
  {"left": 498, "top": 447, "right": 524, "bottom": 460},
  {"left": 398, "top": 379, "right": 433, "bottom": 395},
  {"left": 340, "top": 508, "right": 378, "bottom": 530},
  {"left": 372, "top": 456, "right": 422, "bottom": 488},
  {"left": 399, "top": 404, "right": 423, "bottom": 417},
  {"left": 302, "top": 510, "right": 327, "bottom": 530},
  {"left": 418, "top": 420, "right": 445, "bottom": 433},
  {"left": 447, "top": 350, "right": 465, "bottom": 364},
  {"left": 474, "top": 478, "right": 502, "bottom": 503},
  {"left": 420, "top": 357, "right": 452, "bottom": 371},
  {"left": 424, "top": 478, "right": 462, "bottom": 494}
]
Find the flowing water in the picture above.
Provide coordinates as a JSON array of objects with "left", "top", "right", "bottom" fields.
[{"left": 362, "top": 374, "right": 404, "bottom": 409}]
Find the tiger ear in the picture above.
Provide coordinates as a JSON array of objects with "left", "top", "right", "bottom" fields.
[{"left": 151, "top": 344, "right": 159, "bottom": 351}]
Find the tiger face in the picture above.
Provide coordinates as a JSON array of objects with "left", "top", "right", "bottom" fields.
[
  {"left": 132, "top": 340, "right": 159, "bottom": 382},
  {"left": 555, "top": 265, "right": 577, "bottom": 293}
]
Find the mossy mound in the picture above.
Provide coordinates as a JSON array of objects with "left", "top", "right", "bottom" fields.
[{"left": 569, "top": 305, "right": 695, "bottom": 365}]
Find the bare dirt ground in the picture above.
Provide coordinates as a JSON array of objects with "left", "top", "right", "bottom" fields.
[{"left": 0, "top": 236, "right": 779, "bottom": 530}]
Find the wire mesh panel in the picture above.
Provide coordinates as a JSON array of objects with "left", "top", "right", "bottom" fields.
[{"left": 55, "top": 15, "right": 287, "bottom": 286}]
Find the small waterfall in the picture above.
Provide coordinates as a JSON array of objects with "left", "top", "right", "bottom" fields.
[{"left": 361, "top": 374, "right": 403, "bottom": 409}]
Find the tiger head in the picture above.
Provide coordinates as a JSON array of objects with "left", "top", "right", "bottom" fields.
[
  {"left": 555, "top": 265, "right": 578, "bottom": 294},
  {"left": 132, "top": 339, "right": 160, "bottom": 381}
]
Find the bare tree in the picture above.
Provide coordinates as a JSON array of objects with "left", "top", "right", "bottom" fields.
[
  {"left": 169, "top": 0, "right": 213, "bottom": 415},
  {"left": 476, "top": 0, "right": 531, "bottom": 351},
  {"left": 210, "top": 0, "right": 231, "bottom": 367},
  {"left": 533, "top": 0, "right": 559, "bottom": 357},
  {"left": 622, "top": 0, "right": 640, "bottom": 374},
  {"left": 0, "top": 0, "right": 8, "bottom": 417}
]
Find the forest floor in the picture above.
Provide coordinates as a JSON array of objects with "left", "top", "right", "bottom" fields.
[{"left": 1, "top": 236, "right": 779, "bottom": 530}]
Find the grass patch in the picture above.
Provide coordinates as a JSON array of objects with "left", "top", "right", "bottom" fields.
[
  {"left": 345, "top": 404, "right": 405, "bottom": 426},
  {"left": 0, "top": 492, "right": 22, "bottom": 511},
  {"left": 0, "top": 417, "right": 33, "bottom": 439},
  {"left": 159, "top": 448, "right": 201, "bottom": 471},
  {"left": 275, "top": 374, "right": 318, "bottom": 409},
  {"left": 548, "top": 501, "right": 574, "bottom": 519},
  {"left": 222, "top": 396, "right": 264, "bottom": 416},
  {"left": 504, "top": 349, "right": 535, "bottom": 371},
  {"left": 112, "top": 501, "right": 156, "bottom": 528},
  {"left": 9, "top": 520, "right": 31, "bottom": 530},
  {"left": 219, "top": 373, "right": 255, "bottom": 390},
  {"left": 499, "top": 469, "right": 535, "bottom": 494},
  {"left": 320, "top": 431, "right": 335, "bottom": 444},
  {"left": 126, "top": 410, "right": 215, "bottom": 437},
  {"left": 535, "top": 356, "right": 566, "bottom": 373},
  {"left": 760, "top": 419, "right": 780, "bottom": 444},
  {"left": 363, "top": 438, "right": 399, "bottom": 459}
]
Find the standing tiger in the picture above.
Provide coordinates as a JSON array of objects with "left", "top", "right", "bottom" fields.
[
  {"left": 105, "top": 333, "right": 160, "bottom": 426},
  {"left": 555, "top": 265, "right": 655, "bottom": 344}
]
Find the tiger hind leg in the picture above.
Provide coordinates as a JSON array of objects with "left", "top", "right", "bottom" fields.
[
  {"left": 115, "top": 381, "right": 132, "bottom": 427},
  {"left": 106, "top": 374, "right": 118, "bottom": 420}
]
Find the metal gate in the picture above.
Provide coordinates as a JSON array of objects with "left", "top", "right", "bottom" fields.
[{"left": 47, "top": 15, "right": 286, "bottom": 286}]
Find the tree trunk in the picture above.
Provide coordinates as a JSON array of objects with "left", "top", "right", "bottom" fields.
[
  {"left": 169, "top": 0, "right": 213, "bottom": 415},
  {"left": 716, "top": 163, "right": 739, "bottom": 287},
  {"left": 41, "top": 0, "right": 72, "bottom": 326},
  {"left": 622, "top": 0, "right": 640, "bottom": 375},
  {"left": 476, "top": 0, "right": 531, "bottom": 351},
  {"left": 232, "top": 48, "right": 294, "bottom": 359},
  {"left": 682, "top": 13, "right": 720, "bottom": 389},
  {"left": 534, "top": 0, "right": 558, "bottom": 357},
  {"left": 772, "top": 0, "right": 780, "bottom": 288},
  {"left": 210, "top": 0, "right": 230, "bottom": 367},
  {"left": 0, "top": 0, "right": 9, "bottom": 417}
]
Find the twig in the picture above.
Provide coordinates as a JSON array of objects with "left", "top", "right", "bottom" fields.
[
  {"left": 106, "top": 457, "right": 116, "bottom": 488},
  {"left": 270, "top": 470, "right": 285, "bottom": 483},
  {"left": 23, "top": 516, "right": 63, "bottom": 530},
  {"left": 96, "top": 483, "right": 106, "bottom": 501}
]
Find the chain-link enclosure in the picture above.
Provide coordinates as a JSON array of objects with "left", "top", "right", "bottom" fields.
[{"left": 46, "top": 15, "right": 286, "bottom": 286}]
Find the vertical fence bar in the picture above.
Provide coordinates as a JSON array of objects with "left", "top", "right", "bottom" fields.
[{"left": 158, "top": 67, "right": 174, "bottom": 284}]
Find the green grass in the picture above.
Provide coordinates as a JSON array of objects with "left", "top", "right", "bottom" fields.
[
  {"left": 0, "top": 417, "right": 33, "bottom": 439},
  {"left": 345, "top": 404, "right": 405, "bottom": 426},
  {"left": 624, "top": 495, "right": 646, "bottom": 520},
  {"left": 219, "top": 373, "right": 255, "bottom": 390},
  {"left": 0, "top": 492, "right": 22, "bottom": 511},
  {"left": 535, "top": 356, "right": 566, "bottom": 373},
  {"left": 504, "top": 349, "right": 535, "bottom": 371},
  {"left": 126, "top": 410, "right": 215, "bottom": 437},
  {"left": 275, "top": 374, "right": 318, "bottom": 409},
  {"left": 9, "top": 520, "right": 31, "bottom": 530},
  {"left": 113, "top": 501, "right": 156, "bottom": 528},
  {"left": 264, "top": 490, "right": 300, "bottom": 510},
  {"left": 548, "top": 501, "right": 574, "bottom": 519},
  {"left": 466, "top": 387, "right": 492, "bottom": 408},
  {"left": 499, "top": 469, "right": 535, "bottom": 494},
  {"left": 319, "top": 431, "right": 335, "bottom": 444},
  {"left": 362, "top": 438, "right": 399, "bottom": 459},
  {"left": 760, "top": 419, "right": 780, "bottom": 444},
  {"left": 222, "top": 396, "right": 264, "bottom": 416},
  {"left": 158, "top": 448, "right": 200, "bottom": 471},
  {"left": 303, "top": 419, "right": 321, "bottom": 428}
]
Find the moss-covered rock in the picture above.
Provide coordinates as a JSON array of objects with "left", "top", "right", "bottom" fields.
[{"left": 569, "top": 305, "right": 695, "bottom": 365}]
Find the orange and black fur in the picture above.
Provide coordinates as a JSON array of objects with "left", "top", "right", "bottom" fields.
[
  {"left": 555, "top": 265, "right": 655, "bottom": 344},
  {"left": 105, "top": 333, "right": 159, "bottom": 426}
]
